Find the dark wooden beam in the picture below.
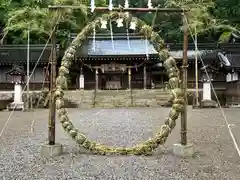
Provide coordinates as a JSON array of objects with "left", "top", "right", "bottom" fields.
[
  {"left": 180, "top": 16, "right": 188, "bottom": 146},
  {"left": 48, "top": 6, "right": 189, "bottom": 13}
]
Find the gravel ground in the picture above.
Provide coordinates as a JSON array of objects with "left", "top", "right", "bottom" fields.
[{"left": 0, "top": 107, "right": 240, "bottom": 180}]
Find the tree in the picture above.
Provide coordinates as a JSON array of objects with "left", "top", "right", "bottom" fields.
[
  {"left": 1, "top": 0, "right": 106, "bottom": 45},
  {"left": 163, "top": 0, "right": 239, "bottom": 42},
  {"left": 1, "top": 0, "right": 239, "bottom": 44},
  {"left": 212, "top": 0, "right": 240, "bottom": 42}
]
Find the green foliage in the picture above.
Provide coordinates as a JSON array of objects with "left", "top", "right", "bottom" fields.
[
  {"left": 1, "top": 0, "right": 107, "bottom": 45},
  {"left": 1, "top": 0, "right": 240, "bottom": 44},
  {"left": 218, "top": 31, "right": 232, "bottom": 43},
  {"left": 163, "top": 0, "right": 239, "bottom": 42}
]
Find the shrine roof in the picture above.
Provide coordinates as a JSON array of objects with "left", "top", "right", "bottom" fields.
[
  {"left": 6, "top": 65, "right": 25, "bottom": 75},
  {"left": 76, "top": 37, "right": 158, "bottom": 57},
  {"left": 72, "top": 33, "right": 221, "bottom": 59},
  {"left": 0, "top": 44, "right": 56, "bottom": 65}
]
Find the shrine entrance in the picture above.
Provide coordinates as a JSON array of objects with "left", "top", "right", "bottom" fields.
[
  {"left": 98, "top": 62, "right": 128, "bottom": 90},
  {"left": 101, "top": 74, "right": 123, "bottom": 90}
]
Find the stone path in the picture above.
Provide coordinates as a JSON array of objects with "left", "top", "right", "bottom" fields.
[{"left": 0, "top": 107, "right": 239, "bottom": 180}]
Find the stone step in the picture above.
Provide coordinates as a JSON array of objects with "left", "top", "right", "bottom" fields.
[
  {"left": 63, "top": 90, "right": 172, "bottom": 108},
  {"left": 94, "top": 98, "right": 170, "bottom": 102}
]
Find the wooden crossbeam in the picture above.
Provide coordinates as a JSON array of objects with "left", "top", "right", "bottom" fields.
[{"left": 48, "top": 5, "right": 189, "bottom": 13}]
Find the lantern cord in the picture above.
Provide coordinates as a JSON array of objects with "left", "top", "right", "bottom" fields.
[
  {"left": 30, "top": 58, "right": 51, "bottom": 133},
  {"left": 0, "top": 12, "right": 62, "bottom": 138},
  {"left": 93, "top": 24, "right": 96, "bottom": 52},
  {"left": 182, "top": 13, "right": 240, "bottom": 157},
  {"left": 126, "top": 21, "right": 131, "bottom": 52},
  {"left": 109, "top": 19, "right": 115, "bottom": 51},
  {"left": 145, "top": 38, "right": 149, "bottom": 60},
  {"left": 145, "top": 5, "right": 158, "bottom": 60}
]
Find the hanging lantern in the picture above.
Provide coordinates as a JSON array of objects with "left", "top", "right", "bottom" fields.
[
  {"left": 116, "top": 18, "right": 123, "bottom": 27},
  {"left": 130, "top": 21, "right": 136, "bottom": 30},
  {"left": 147, "top": 0, "right": 153, "bottom": 8},
  {"left": 101, "top": 19, "right": 107, "bottom": 29},
  {"left": 90, "top": 0, "right": 95, "bottom": 12}
]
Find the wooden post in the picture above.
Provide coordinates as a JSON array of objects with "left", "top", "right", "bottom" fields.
[
  {"left": 49, "top": 6, "right": 188, "bottom": 13},
  {"left": 26, "top": 26, "right": 30, "bottom": 111},
  {"left": 194, "top": 27, "right": 199, "bottom": 107},
  {"left": 181, "top": 15, "right": 188, "bottom": 146},
  {"left": 95, "top": 68, "right": 99, "bottom": 90},
  {"left": 48, "top": 26, "right": 56, "bottom": 145},
  {"left": 30, "top": 93, "right": 33, "bottom": 109},
  {"left": 128, "top": 68, "right": 131, "bottom": 89},
  {"left": 143, "top": 64, "right": 147, "bottom": 89}
]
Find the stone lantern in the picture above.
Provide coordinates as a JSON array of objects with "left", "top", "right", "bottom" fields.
[
  {"left": 6, "top": 65, "right": 25, "bottom": 111},
  {"left": 79, "top": 67, "right": 84, "bottom": 89},
  {"left": 200, "top": 65, "right": 218, "bottom": 108}
]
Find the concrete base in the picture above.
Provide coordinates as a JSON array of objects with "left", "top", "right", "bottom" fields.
[
  {"left": 173, "top": 143, "right": 194, "bottom": 157},
  {"left": 40, "top": 143, "right": 63, "bottom": 157},
  {"left": 200, "top": 99, "right": 218, "bottom": 108},
  {"left": 7, "top": 102, "right": 24, "bottom": 111},
  {"left": 226, "top": 104, "right": 240, "bottom": 108},
  {"left": 192, "top": 103, "right": 201, "bottom": 109}
]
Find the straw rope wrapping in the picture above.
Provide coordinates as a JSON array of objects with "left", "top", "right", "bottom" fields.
[{"left": 55, "top": 12, "right": 185, "bottom": 156}]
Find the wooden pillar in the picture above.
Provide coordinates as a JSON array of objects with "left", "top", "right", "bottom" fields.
[
  {"left": 181, "top": 15, "right": 188, "bottom": 146},
  {"left": 128, "top": 68, "right": 131, "bottom": 89},
  {"left": 95, "top": 68, "right": 98, "bottom": 90},
  {"left": 143, "top": 64, "right": 147, "bottom": 89},
  {"left": 48, "top": 25, "right": 56, "bottom": 145}
]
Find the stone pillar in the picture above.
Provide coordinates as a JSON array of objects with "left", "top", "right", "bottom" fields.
[
  {"left": 200, "top": 71, "right": 217, "bottom": 108},
  {"left": 14, "top": 83, "right": 23, "bottom": 103},
  {"left": 79, "top": 68, "right": 84, "bottom": 89},
  {"left": 8, "top": 82, "right": 24, "bottom": 111},
  {"left": 95, "top": 68, "right": 98, "bottom": 90},
  {"left": 128, "top": 68, "right": 131, "bottom": 89},
  {"left": 202, "top": 80, "right": 211, "bottom": 100},
  {"left": 143, "top": 64, "right": 147, "bottom": 89}
]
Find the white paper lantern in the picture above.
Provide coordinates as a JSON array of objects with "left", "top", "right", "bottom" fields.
[
  {"left": 101, "top": 19, "right": 107, "bottom": 29},
  {"left": 130, "top": 21, "right": 136, "bottom": 30},
  {"left": 116, "top": 18, "right": 123, "bottom": 27}
]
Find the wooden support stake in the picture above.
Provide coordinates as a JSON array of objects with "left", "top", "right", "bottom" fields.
[
  {"left": 128, "top": 68, "right": 131, "bottom": 90},
  {"left": 194, "top": 27, "right": 199, "bottom": 107},
  {"left": 48, "top": 26, "right": 57, "bottom": 145},
  {"left": 181, "top": 15, "right": 188, "bottom": 146},
  {"left": 143, "top": 64, "right": 147, "bottom": 89},
  {"left": 95, "top": 69, "right": 99, "bottom": 90}
]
